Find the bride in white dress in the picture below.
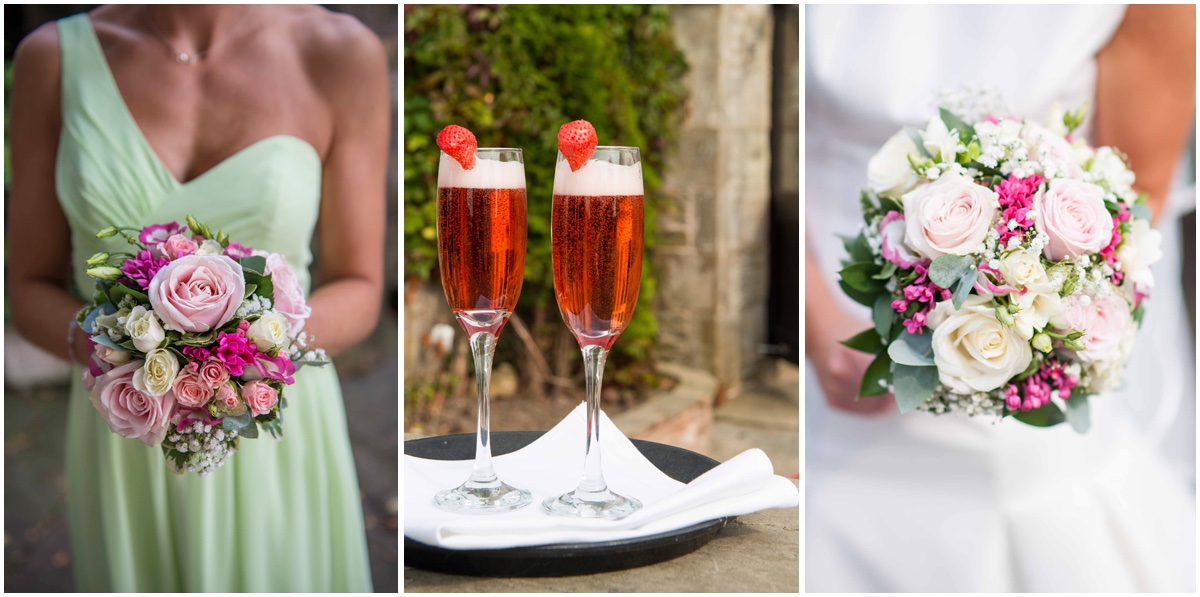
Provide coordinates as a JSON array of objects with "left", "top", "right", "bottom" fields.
[{"left": 804, "top": 5, "right": 1196, "bottom": 592}]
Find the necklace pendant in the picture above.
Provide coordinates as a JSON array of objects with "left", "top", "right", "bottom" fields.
[{"left": 176, "top": 52, "right": 196, "bottom": 65}]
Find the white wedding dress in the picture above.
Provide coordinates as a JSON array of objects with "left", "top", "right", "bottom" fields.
[{"left": 805, "top": 5, "right": 1196, "bottom": 592}]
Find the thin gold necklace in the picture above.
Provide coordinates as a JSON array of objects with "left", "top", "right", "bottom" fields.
[{"left": 142, "top": 7, "right": 249, "bottom": 66}]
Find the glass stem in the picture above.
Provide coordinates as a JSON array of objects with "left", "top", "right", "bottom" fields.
[
  {"left": 576, "top": 344, "right": 610, "bottom": 496},
  {"left": 467, "top": 331, "right": 498, "bottom": 487}
]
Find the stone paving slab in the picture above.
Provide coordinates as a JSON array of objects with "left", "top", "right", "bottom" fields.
[{"left": 403, "top": 485, "right": 799, "bottom": 593}]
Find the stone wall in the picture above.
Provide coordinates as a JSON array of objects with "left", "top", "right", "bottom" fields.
[{"left": 655, "top": 6, "right": 776, "bottom": 392}]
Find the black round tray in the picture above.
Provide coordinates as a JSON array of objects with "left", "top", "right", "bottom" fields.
[{"left": 404, "top": 431, "right": 734, "bottom": 577}]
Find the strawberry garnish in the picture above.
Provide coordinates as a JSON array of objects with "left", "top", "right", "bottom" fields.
[
  {"left": 437, "top": 124, "right": 477, "bottom": 170},
  {"left": 558, "top": 120, "right": 598, "bottom": 172}
]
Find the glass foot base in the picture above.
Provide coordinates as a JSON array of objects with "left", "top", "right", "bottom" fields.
[
  {"left": 434, "top": 481, "right": 532, "bottom": 513},
  {"left": 542, "top": 488, "right": 642, "bottom": 520}
]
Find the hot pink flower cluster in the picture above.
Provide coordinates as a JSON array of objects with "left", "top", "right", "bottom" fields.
[
  {"left": 1003, "top": 359, "right": 1079, "bottom": 413},
  {"left": 994, "top": 174, "right": 1044, "bottom": 246},
  {"left": 891, "top": 262, "right": 953, "bottom": 334}
]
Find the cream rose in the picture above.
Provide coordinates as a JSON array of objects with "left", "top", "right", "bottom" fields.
[
  {"left": 1011, "top": 290, "right": 1066, "bottom": 341},
  {"left": 998, "top": 250, "right": 1050, "bottom": 291},
  {"left": 1033, "top": 179, "right": 1113, "bottom": 261},
  {"left": 124, "top": 305, "right": 165, "bottom": 353},
  {"left": 247, "top": 311, "right": 292, "bottom": 352},
  {"left": 133, "top": 348, "right": 180, "bottom": 398},
  {"left": 867, "top": 130, "right": 920, "bottom": 197},
  {"left": 1115, "top": 219, "right": 1163, "bottom": 292},
  {"left": 194, "top": 239, "right": 226, "bottom": 256},
  {"left": 902, "top": 172, "right": 1000, "bottom": 260},
  {"left": 928, "top": 295, "right": 1033, "bottom": 393},
  {"left": 95, "top": 344, "right": 132, "bottom": 366}
]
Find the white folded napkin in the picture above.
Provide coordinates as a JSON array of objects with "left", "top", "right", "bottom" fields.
[{"left": 404, "top": 402, "right": 799, "bottom": 550}]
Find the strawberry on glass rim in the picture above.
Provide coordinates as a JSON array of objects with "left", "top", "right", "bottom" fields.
[
  {"left": 437, "top": 124, "right": 478, "bottom": 170},
  {"left": 558, "top": 120, "right": 598, "bottom": 172}
]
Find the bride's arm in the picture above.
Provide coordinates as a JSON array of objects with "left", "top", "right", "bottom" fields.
[
  {"left": 1094, "top": 4, "right": 1196, "bottom": 223},
  {"left": 301, "top": 17, "right": 390, "bottom": 355},
  {"left": 6, "top": 24, "right": 92, "bottom": 365},
  {"left": 805, "top": 245, "right": 893, "bottom": 415}
]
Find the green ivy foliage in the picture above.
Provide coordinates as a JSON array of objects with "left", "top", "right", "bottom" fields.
[{"left": 403, "top": 5, "right": 688, "bottom": 364}]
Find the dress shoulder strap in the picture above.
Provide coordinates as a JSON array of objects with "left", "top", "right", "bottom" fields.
[{"left": 56, "top": 13, "right": 123, "bottom": 120}]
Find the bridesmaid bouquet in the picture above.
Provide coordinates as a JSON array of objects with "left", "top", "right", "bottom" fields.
[
  {"left": 839, "top": 102, "right": 1162, "bottom": 431},
  {"left": 77, "top": 216, "right": 327, "bottom": 475}
]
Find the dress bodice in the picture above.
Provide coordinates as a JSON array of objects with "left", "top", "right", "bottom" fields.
[{"left": 54, "top": 14, "right": 323, "bottom": 298}]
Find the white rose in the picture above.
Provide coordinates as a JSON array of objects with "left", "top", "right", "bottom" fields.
[
  {"left": 94, "top": 344, "right": 132, "bottom": 366},
  {"left": 247, "top": 311, "right": 292, "bottom": 352},
  {"left": 998, "top": 249, "right": 1050, "bottom": 291},
  {"left": 133, "top": 348, "right": 179, "bottom": 397},
  {"left": 194, "top": 239, "right": 226, "bottom": 256},
  {"left": 1033, "top": 179, "right": 1113, "bottom": 261},
  {"left": 902, "top": 172, "right": 1000, "bottom": 260},
  {"left": 124, "top": 305, "right": 165, "bottom": 353},
  {"left": 1066, "top": 294, "right": 1135, "bottom": 365},
  {"left": 928, "top": 295, "right": 1033, "bottom": 393},
  {"left": 1012, "top": 290, "right": 1066, "bottom": 341},
  {"left": 1115, "top": 219, "right": 1163, "bottom": 291},
  {"left": 868, "top": 130, "right": 920, "bottom": 197},
  {"left": 921, "top": 115, "right": 959, "bottom": 163}
]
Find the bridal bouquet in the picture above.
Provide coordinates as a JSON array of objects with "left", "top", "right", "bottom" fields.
[
  {"left": 78, "top": 216, "right": 327, "bottom": 475},
  {"left": 839, "top": 102, "right": 1161, "bottom": 430}
]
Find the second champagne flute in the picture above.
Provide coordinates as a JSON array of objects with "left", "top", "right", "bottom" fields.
[{"left": 434, "top": 139, "right": 532, "bottom": 512}]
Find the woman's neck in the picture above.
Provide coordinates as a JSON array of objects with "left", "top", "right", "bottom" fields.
[{"left": 142, "top": 5, "right": 256, "bottom": 52}]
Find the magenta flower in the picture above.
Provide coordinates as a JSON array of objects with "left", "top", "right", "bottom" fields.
[
  {"left": 250, "top": 353, "right": 297, "bottom": 385},
  {"left": 139, "top": 222, "right": 186, "bottom": 246},
  {"left": 994, "top": 174, "right": 1044, "bottom": 246},
  {"left": 121, "top": 250, "right": 169, "bottom": 290},
  {"left": 215, "top": 330, "right": 258, "bottom": 377},
  {"left": 224, "top": 242, "right": 254, "bottom": 260},
  {"left": 1004, "top": 358, "right": 1079, "bottom": 412}
]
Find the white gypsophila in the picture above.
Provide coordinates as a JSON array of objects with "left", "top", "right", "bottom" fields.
[
  {"left": 164, "top": 419, "right": 239, "bottom": 477},
  {"left": 935, "top": 85, "right": 1011, "bottom": 124},
  {"left": 1085, "top": 147, "right": 1136, "bottom": 197},
  {"left": 917, "top": 387, "right": 1006, "bottom": 419},
  {"left": 233, "top": 294, "right": 273, "bottom": 320},
  {"left": 194, "top": 239, "right": 226, "bottom": 256}
]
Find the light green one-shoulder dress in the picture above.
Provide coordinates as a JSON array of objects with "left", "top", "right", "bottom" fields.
[{"left": 55, "top": 14, "right": 372, "bottom": 592}]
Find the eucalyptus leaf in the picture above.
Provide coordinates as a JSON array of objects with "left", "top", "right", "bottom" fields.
[
  {"left": 905, "top": 126, "right": 934, "bottom": 159},
  {"left": 887, "top": 330, "right": 935, "bottom": 366},
  {"left": 1129, "top": 202, "right": 1152, "bottom": 222},
  {"left": 892, "top": 364, "right": 938, "bottom": 413},
  {"left": 1064, "top": 392, "right": 1091, "bottom": 433},
  {"left": 239, "top": 255, "right": 267, "bottom": 276},
  {"left": 951, "top": 269, "right": 978, "bottom": 309},
  {"left": 222, "top": 412, "right": 254, "bottom": 431},
  {"left": 239, "top": 422, "right": 260, "bottom": 440},
  {"left": 872, "top": 293, "right": 894, "bottom": 338},
  {"left": 90, "top": 334, "right": 123, "bottom": 350},
  {"left": 859, "top": 351, "right": 892, "bottom": 397},
  {"left": 841, "top": 328, "right": 886, "bottom": 355},
  {"left": 928, "top": 254, "right": 973, "bottom": 288},
  {"left": 1013, "top": 402, "right": 1066, "bottom": 427}
]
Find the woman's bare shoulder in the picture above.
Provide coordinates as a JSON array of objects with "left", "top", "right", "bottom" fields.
[
  {"left": 284, "top": 7, "right": 387, "bottom": 76},
  {"left": 11, "top": 21, "right": 62, "bottom": 105}
]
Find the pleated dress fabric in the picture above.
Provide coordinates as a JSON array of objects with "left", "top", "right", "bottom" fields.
[{"left": 55, "top": 14, "right": 372, "bottom": 592}]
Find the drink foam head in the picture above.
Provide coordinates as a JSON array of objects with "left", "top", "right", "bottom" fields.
[
  {"left": 438, "top": 152, "right": 525, "bottom": 189},
  {"left": 553, "top": 157, "right": 644, "bottom": 197}
]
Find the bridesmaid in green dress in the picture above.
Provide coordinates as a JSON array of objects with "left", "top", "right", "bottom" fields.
[{"left": 7, "top": 5, "right": 388, "bottom": 592}]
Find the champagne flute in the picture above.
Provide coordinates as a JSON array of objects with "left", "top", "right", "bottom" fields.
[
  {"left": 434, "top": 148, "right": 532, "bottom": 512},
  {"left": 544, "top": 146, "right": 645, "bottom": 520}
]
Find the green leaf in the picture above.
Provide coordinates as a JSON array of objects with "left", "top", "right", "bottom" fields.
[
  {"left": 841, "top": 328, "right": 885, "bottom": 355},
  {"left": 951, "top": 269, "right": 978, "bottom": 310},
  {"left": 838, "top": 280, "right": 878, "bottom": 308},
  {"left": 905, "top": 126, "right": 933, "bottom": 159},
  {"left": 1064, "top": 392, "right": 1091, "bottom": 433},
  {"left": 221, "top": 412, "right": 254, "bottom": 431},
  {"left": 928, "top": 254, "right": 974, "bottom": 288},
  {"left": 872, "top": 293, "right": 894, "bottom": 338},
  {"left": 176, "top": 330, "right": 220, "bottom": 347},
  {"left": 892, "top": 364, "right": 938, "bottom": 413},
  {"left": 239, "top": 422, "right": 260, "bottom": 440},
  {"left": 244, "top": 284, "right": 258, "bottom": 298},
  {"left": 109, "top": 283, "right": 149, "bottom": 305},
  {"left": 872, "top": 262, "right": 898, "bottom": 280},
  {"left": 839, "top": 262, "right": 885, "bottom": 293},
  {"left": 1129, "top": 202, "right": 1152, "bottom": 222},
  {"left": 859, "top": 351, "right": 892, "bottom": 397},
  {"left": 1013, "top": 402, "right": 1066, "bottom": 427},
  {"left": 939, "top": 108, "right": 977, "bottom": 143},
  {"left": 887, "top": 330, "right": 935, "bottom": 366},
  {"left": 239, "top": 255, "right": 267, "bottom": 276}
]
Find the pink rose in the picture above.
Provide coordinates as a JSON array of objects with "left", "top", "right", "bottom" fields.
[
  {"left": 198, "top": 358, "right": 230, "bottom": 389},
  {"left": 878, "top": 211, "right": 923, "bottom": 268},
  {"left": 242, "top": 352, "right": 297, "bottom": 385},
  {"left": 90, "top": 361, "right": 176, "bottom": 446},
  {"left": 148, "top": 255, "right": 246, "bottom": 333},
  {"left": 159, "top": 234, "right": 199, "bottom": 260},
  {"left": 172, "top": 366, "right": 213, "bottom": 409},
  {"left": 902, "top": 172, "right": 999, "bottom": 260},
  {"left": 241, "top": 380, "right": 279, "bottom": 417},
  {"left": 215, "top": 382, "right": 241, "bottom": 412},
  {"left": 1024, "top": 124, "right": 1083, "bottom": 179},
  {"left": 1066, "top": 294, "right": 1134, "bottom": 364},
  {"left": 1033, "top": 179, "right": 1114, "bottom": 261},
  {"left": 265, "top": 253, "right": 311, "bottom": 336}
]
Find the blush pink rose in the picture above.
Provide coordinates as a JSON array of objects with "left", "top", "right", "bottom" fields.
[
  {"left": 242, "top": 380, "right": 279, "bottom": 417},
  {"left": 1033, "top": 179, "right": 1114, "bottom": 261},
  {"left": 198, "top": 358, "right": 231, "bottom": 389},
  {"left": 902, "top": 172, "right": 1000, "bottom": 260},
  {"left": 159, "top": 234, "right": 199, "bottom": 260},
  {"left": 265, "top": 253, "right": 311, "bottom": 336},
  {"left": 1024, "top": 124, "right": 1083, "bottom": 179},
  {"left": 173, "top": 366, "right": 213, "bottom": 408},
  {"left": 148, "top": 255, "right": 246, "bottom": 333},
  {"left": 1066, "top": 294, "right": 1134, "bottom": 364},
  {"left": 90, "top": 361, "right": 176, "bottom": 446},
  {"left": 878, "top": 211, "right": 923, "bottom": 268},
  {"left": 215, "top": 383, "right": 241, "bottom": 412}
]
